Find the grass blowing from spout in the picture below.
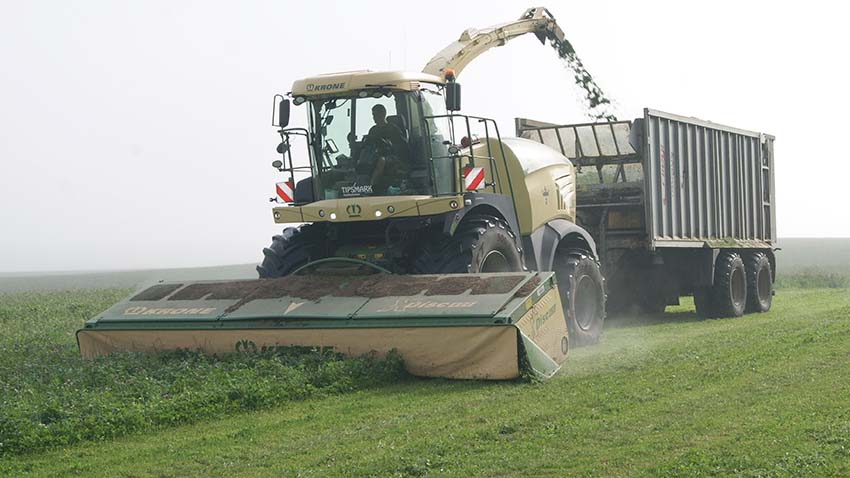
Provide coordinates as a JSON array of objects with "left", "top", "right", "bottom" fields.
[{"left": 552, "top": 38, "right": 618, "bottom": 121}]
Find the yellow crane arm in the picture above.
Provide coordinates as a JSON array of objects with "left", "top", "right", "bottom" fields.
[{"left": 422, "top": 7, "right": 566, "bottom": 78}]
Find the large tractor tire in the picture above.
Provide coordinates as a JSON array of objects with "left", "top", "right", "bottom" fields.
[
  {"left": 257, "top": 225, "right": 321, "bottom": 278},
  {"left": 695, "top": 251, "right": 747, "bottom": 318},
  {"left": 745, "top": 251, "right": 773, "bottom": 313},
  {"left": 413, "top": 214, "right": 523, "bottom": 274},
  {"left": 553, "top": 251, "right": 606, "bottom": 347}
]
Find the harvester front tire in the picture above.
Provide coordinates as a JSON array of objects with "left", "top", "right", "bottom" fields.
[
  {"left": 413, "top": 214, "right": 523, "bottom": 274},
  {"left": 745, "top": 251, "right": 773, "bottom": 313},
  {"left": 257, "top": 226, "right": 319, "bottom": 278},
  {"left": 554, "top": 252, "right": 606, "bottom": 347},
  {"left": 706, "top": 251, "right": 747, "bottom": 318}
]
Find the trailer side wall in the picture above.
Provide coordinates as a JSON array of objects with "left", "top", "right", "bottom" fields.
[{"left": 643, "top": 109, "right": 775, "bottom": 249}]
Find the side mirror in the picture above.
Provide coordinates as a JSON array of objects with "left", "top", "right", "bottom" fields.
[
  {"left": 445, "top": 82, "right": 461, "bottom": 112},
  {"left": 272, "top": 160, "right": 283, "bottom": 169},
  {"left": 278, "top": 99, "right": 290, "bottom": 128}
]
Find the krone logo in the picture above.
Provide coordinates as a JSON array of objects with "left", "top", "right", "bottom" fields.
[
  {"left": 305, "top": 82, "right": 345, "bottom": 92},
  {"left": 235, "top": 339, "right": 258, "bottom": 354},
  {"left": 346, "top": 204, "right": 362, "bottom": 217}
]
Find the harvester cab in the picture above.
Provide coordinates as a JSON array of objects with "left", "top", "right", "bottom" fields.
[
  {"left": 78, "top": 7, "right": 608, "bottom": 380},
  {"left": 271, "top": 69, "right": 480, "bottom": 212}
]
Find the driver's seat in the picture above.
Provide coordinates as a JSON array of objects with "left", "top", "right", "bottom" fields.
[{"left": 386, "top": 115, "right": 409, "bottom": 142}]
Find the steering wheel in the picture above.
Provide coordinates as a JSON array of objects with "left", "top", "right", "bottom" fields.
[
  {"left": 351, "top": 137, "right": 392, "bottom": 192},
  {"left": 357, "top": 138, "right": 393, "bottom": 170}
]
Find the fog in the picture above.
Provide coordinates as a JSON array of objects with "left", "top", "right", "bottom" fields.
[{"left": 1, "top": 0, "right": 847, "bottom": 272}]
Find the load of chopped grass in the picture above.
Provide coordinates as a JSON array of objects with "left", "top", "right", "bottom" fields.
[{"left": 0, "top": 289, "right": 406, "bottom": 457}]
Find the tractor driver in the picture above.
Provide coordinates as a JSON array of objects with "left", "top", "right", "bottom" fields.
[
  {"left": 360, "top": 104, "right": 407, "bottom": 193},
  {"left": 367, "top": 104, "right": 404, "bottom": 145}
]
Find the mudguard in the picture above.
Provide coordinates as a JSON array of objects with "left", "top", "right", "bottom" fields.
[{"left": 527, "top": 218, "right": 598, "bottom": 272}]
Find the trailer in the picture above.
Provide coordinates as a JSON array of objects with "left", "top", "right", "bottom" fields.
[{"left": 517, "top": 109, "right": 776, "bottom": 317}]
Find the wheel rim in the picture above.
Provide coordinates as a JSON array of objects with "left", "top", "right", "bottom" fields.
[
  {"left": 731, "top": 266, "right": 746, "bottom": 306},
  {"left": 480, "top": 250, "right": 511, "bottom": 272},
  {"left": 757, "top": 265, "right": 771, "bottom": 303},
  {"left": 575, "top": 276, "right": 599, "bottom": 330}
]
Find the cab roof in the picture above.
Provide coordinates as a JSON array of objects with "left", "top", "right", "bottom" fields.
[{"left": 291, "top": 70, "right": 445, "bottom": 97}]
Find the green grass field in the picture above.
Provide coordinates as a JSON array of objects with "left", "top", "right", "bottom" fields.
[
  {"left": 2, "top": 239, "right": 849, "bottom": 476},
  {"left": 2, "top": 286, "right": 850, "bottom": 477}
]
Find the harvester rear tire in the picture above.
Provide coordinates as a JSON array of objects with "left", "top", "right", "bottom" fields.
[
  {"left": 553, "top": 251, "right": 606, "bottom": 347},
  {"left": 706, "top": 251, "right": 747, "bottom": 318},
  {"left": 413, "top": 214, "right": 523, "bottom": 274},
  {"left": 745, "top": 251, "right": 773, "bottom": 313},
  {"left": 256, "top": 225, "right": 320, "bottom": 278}
]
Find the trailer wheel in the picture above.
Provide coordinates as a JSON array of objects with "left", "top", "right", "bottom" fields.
[
  {"left": 745, "top": 251, "right": 773, "bottom": 313},
  {"left": 413, "top": 214, "right": 523, "bottom": 273},
  {"left": 257, "top": 225, "right": 320, "bottom": 278},
  {"left": 553, "top": 252, "right": 606, "bottom": 346},
  {"left": 707, "top": 251, "right": 748, "bottom": 318}
]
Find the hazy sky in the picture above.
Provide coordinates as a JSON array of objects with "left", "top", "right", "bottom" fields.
[{"left": 1, "top": 1, "right": 848, "bottom": 272}]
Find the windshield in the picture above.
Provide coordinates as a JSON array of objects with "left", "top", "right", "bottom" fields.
[{"left": 308, "top": 90, "right": 445, "bottom": 199}]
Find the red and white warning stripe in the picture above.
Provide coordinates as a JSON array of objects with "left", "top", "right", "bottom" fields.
[
  {"left": 275, "top": 181, "right": 294, "bottom": 203},
  {"left": 463, "top": 167, "right": 485, "bottom": 191}
]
